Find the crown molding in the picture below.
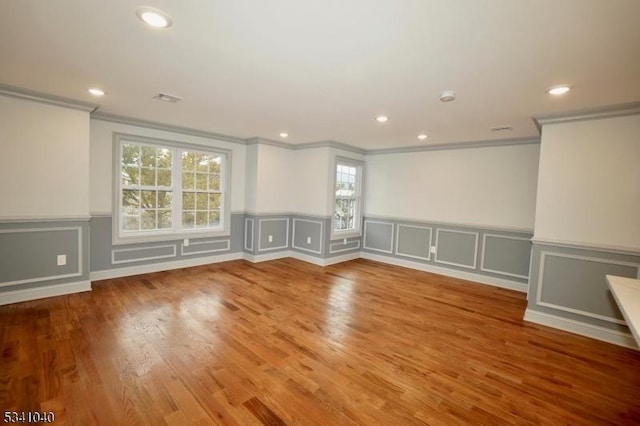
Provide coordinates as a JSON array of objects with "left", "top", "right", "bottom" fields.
[
  {"left": 245, "top": 137, "right": 293, "bottom": 149},
  {"left": 365, "top": 137, "right": 540, "bottom": 156},
  {"left": 91, "top": 112, "right": 247, "bottom": 145},
  {"left": 0, "top": 84, "right": 98, "bottom": 112},
  {"left": 534, "top": 102, "right": 640, "bottom": 127},
  {"left": 297, "top": 140, "right": 366, "bottom": 155}
]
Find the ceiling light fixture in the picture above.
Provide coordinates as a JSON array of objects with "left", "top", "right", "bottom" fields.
[
  {"left": 439, "top": 91, "right": 456, "bottom": 102},
  {"left": 417, "top": 134, "right": 428, "bottom": 140},
  {"left": 136, "top": 7, "right": 173, "bottom": 28},
  {"left": 547, "top": 85, "right": 572, "bottom": 96},
  {"left": 88, "top": 88, "right": 105, "bottom": 96},
  {"left": 376, "top": 115, "right": 389, "bottom": 123},
  {"left": 279, "top": 132, "right": 288, "bottom": 138}
]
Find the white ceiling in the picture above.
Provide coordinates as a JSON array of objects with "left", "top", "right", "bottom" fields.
[{"left": 1, "top": 0, "right": 639, "bottom": 149}]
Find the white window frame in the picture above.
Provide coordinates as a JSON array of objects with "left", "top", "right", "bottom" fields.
[
  {"left": 330, "top": 156, "right": 364, "bottom": 240},
  {"left": 112, "top": 133, "right": 232, "bottom": 245}
]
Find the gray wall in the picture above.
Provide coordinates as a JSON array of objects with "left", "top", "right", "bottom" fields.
[
  {"left": 527, "top": 242, "right": 640, "bottom": 332},
  {"left": 0, "top": 220, "right": 90, "bottom": 294},
  {"left": 90, "top": 213, "right": 245, "bottom": 272},
  {"left": 361, "top": 217, "right": 532, "bottom": 284}
]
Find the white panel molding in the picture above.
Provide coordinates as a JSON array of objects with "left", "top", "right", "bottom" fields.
[
  {"left": 395, "top": 224, "right": 432, "bottom": 261},
  {"left": 329, "top": 239, "right": 361, "bottom": 254},
  {"left": 361, "top": 252, "right": 527, "bottom": 293},
  {"left": 434, "top": 228, "right": 479, "bottom": 269},
  {"left": 531, "top": 238, "right": 640, "bottom": 256},
  {"left": 292, "top": 218, "right": 323, "bottom": 255},
  {"left": 363, "top": 220, "right": 394, "bottom": 254},
  {"left": 0, "top": 280, "right": 92, "bottom": 306},
  {"left": 0, "top": 215, "right": 91, "bottom": 223},
  {"left": 111, "top": 244, "right": 177, "bottom": 265},
  {"left": 536, "top": 251, "right": 640, "bottom": 325},
  {"left": 524, "top": 309, "right": 638, "bottom": 350},
  {"left": 363, "top": 214, "right": 534, "bottom": 234},
  {"left": 91, "top": 252, "right": 244, "bottom": 281},
  {"left": 180, "top": 239, "right": 230, "bottom": 256},
  {"left": 480, "top": 233, "right": 531, "bottom": 279},
  {"left": 244, "top": 218, "right": 254, "bottom": 251},
  {"left": 257, "top": 218, "right": 290, "bottom": 252},
  {"left": 0, "top": 226, "right": 83, "bottom": 288}
]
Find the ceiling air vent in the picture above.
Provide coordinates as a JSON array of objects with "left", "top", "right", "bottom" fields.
[
  {"left": 491, "top": 125, "right": 513, "bottom": 132},
  {"left": 153, "top": 92, "right": 182, "bottom": 103}
]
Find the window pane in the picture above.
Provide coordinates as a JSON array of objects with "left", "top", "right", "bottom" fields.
[
  {"left": 182, "top": 152, "right": 195, "bottom": 171},
  {"left": 209, "top": 210, "right": 220, "bottom": 226},
  {"left": 182, "top": 192, "right": 195, "bottom": 210},
  {"left": 209, "top": 194, "right": 221, "bottom": 210},
  {"left": 141, "top": 210, "right": 157, "bottom": 230},
  {"left": 196, "top": 173, "right": 207, "bottom": 190},
  {"left": 122, "top": 190, "right": 139, "bottom": 208},
  {"left": 157, "top": 149, "right": 172, "bottom": 169},
  {"left": 196, "top": 211, "right": 208, "bottom": 228},
  {"left": 182, "top": 172, "right": 194, "bottom": 190},
  {"left": 141, "top": 146, "right": 156, "bottom": 167},
  {"left": 123, "top": 215, "right": 140, "bottom": 231},
  {"left": 157, "top": 169, "right": 171, "bottom": 187},
  {"left": 158, "top": 210, "right": 171, "bottom": 229},
  {"left": 209, "top": 157, "right": 221, "bottom": 173},
  {"left": 140, "top": 190, "right": 156, "bottom": 208},
  {"left": 122, "top": 166, "right": 139, "bottom": 185},
  {"left": 140, "top": 167, "right": 155, "bottom": 186},
  {"left": 157, "top": 191, "right": 172, "bottom": 209},
  {"left": 182, "top": 212, "right": 195, "bottom": 229},
  {"left": 196, "top": 154, "right": 208, "bottom": 172},
  {"left": 208, "top": 174, "right": 220, "bottom": 191},
  {"left": 196, "top": 193, "right": 208, "bottom": 210},
  {"left": 122, "top": 144, "right": 140, "bottom": 166}
]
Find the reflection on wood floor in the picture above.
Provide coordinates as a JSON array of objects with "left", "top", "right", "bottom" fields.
[{"left": 1, "top": 258, "right": 639, "bottom": 425}]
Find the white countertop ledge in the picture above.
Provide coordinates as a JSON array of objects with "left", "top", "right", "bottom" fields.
[{"left": 607, "top": 275, "right": 640, "bottom": 347}]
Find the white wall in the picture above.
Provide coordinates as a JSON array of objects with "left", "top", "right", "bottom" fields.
[
  {"left": 534, "top": 114, "right": 640, "bottom": 250},
  {"left": 0, "top": 95, "right": 90, "bottom": 218},
  {"left": 292, "top": 147, "right": 331, "bottom": 216},
  {"left": 249, "top": 144, "right": 294, "bottom": 214},
  {"left": 364, "top": 144, "right": 540, "bottom": 230},
  {"left": 89, "top": 119, "right": 246, "bottom": 214}
]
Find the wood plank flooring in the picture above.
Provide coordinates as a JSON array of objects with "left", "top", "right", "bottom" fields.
[{"left": 2, "top": 258, "right": 640, "bottom": 425}]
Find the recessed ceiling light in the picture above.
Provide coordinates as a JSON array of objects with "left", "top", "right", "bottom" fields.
[
  {"left": 88, "top": 88, "right": 105, "bottom": 96},
  {"left": 279, "top": 132, "right": 288, "bottom": 138},
  {"left": 376, "top": 115, "right": 389, "bottom": 123},
  {"left": 547, "top": 85, "right": 572, "bottom": 96},
  {"left": 136, "top": 7, "right": 172, "bottom": 28},
  {"left": 417, "top": 134, "right": 428, "bottom": 140},
  {"left": 439, "top": 91, "right": 456, "bottom": 102}
]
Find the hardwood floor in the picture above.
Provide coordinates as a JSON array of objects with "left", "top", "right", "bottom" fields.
[{"left": 1, "top": 258, "right": 640, "bottom": 425}]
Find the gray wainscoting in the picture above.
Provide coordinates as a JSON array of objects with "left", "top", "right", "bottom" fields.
[
  {"left": 361, "top": 217, "right": 532, "bottom": 284},
  {"left": 527, "top": 242, "right": 640, "bottom": 332},
  {"left": 291, "top": 217, "right": 324, "bottom": 255},
  {"left": 0, "top": 220, "right": 90, "bottom": 294},
  {"left": 257, "top": 217, "right": 290, "bottom": 252},
  {"left": 90, "top": 213, "right": 244, "bottom": 272}
]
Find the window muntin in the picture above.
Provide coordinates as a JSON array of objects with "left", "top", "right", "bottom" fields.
[
  {"left": 333, "top": 160, "right": 362, "bottom": 237},
  {"left": 115, "top": 136, "right": 229, "bottom": 242}
]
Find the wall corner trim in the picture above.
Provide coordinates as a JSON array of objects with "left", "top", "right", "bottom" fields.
[
  {"left": 523, "top": 309, "right": 638, "bottom": 350},
  {"left": 534, "top": 102, "right": 640, "bottom": 127},
  {"left": 0, "top": 84, "right": 98, "bottom": 112}
]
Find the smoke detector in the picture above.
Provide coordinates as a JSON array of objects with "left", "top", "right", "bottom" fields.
[
  {"left": 439, "top": 91, "right": 456, "bottom": 102},
  {"left": 153, "top": 92, "right": 182, "bottom": 103}
]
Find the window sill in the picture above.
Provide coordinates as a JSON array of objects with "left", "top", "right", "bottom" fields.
[{"left": 330, "top": 230, "right": 362, "bottom": 241}]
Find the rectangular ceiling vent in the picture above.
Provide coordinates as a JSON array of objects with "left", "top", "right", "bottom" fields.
[
  {"left": 153, "top": 92, "right": 182, "bottom": 103},
  {"left": 491, "top": 125, "right": 513, "bottom": 132}
]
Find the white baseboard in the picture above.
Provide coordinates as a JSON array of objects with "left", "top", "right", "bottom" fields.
[
  {"left": 0, "top": 280, "right": 92, "bottom": 306},
  {"left": 524, "top": 309, "right": 638, "bottom": 350},
  {"left": 360, "top": 252, "right": 528, "bottom": 293},
  {"left": 243, "top": 251, "right": 291, "bottom": 263},
  {"left": 323, "top": 252, "right": 361, "bottom": 265},
  {"left": 289, "top": 251, "right": 360, "bottom": 266},
  {"left": 90, "top": 252, "right": 244, "bottom": 281}
]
